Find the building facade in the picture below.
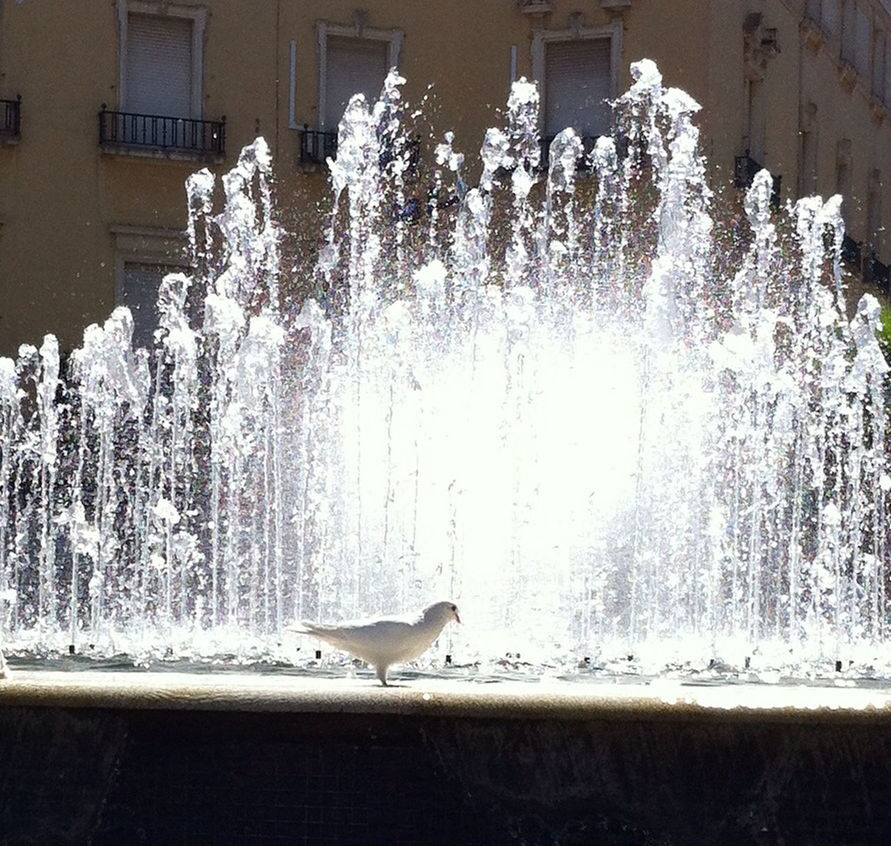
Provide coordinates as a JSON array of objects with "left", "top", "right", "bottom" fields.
[{"left": 0, "top": 0, "right": 889, "bottom": 353}]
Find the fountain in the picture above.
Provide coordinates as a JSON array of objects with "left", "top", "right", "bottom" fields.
[
  {"left": 0, "top": 59, "right": 889, "bottom": 681},
  {"left": 5, "top": 59, "right": 891, "bottom": 845}
]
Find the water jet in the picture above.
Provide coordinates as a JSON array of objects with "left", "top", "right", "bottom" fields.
[
  {"left": 2, "top": 61, "right": 888, "bottom": 681},
  {"left": 2, "top": 59, "right": 891, "bottom": 842}
]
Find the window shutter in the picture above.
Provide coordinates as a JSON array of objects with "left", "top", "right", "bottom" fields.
[
  {"left": 867, "top": 186, "right": 881, "bottom": 247},
  {"left": 873, "top": 29, "right": 886, "bottom": 100},
  {"left": 121, "top": 262, "right": 181, "bottom": 349},
  {"left": 886, "top": 36, "right": 891, "bottom": 104},
  {"left": 544, "top": 39, "right": 612, "bottom": 140},
  {"left": 841, "top": 0, "right": 857, "bottom": 64},
  {"left": 324, "top": 35, "right": 389, "bottom": 129},
  {"left": 820, "top": 0, "right": 840, "bottom": 36},
  {"left": 854, "top": 6, "right": 871, "bottom": 75},
  {"left": 126, "top": 14, "right": 193, "bottom": 117}
]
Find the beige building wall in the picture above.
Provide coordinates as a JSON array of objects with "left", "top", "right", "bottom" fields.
[{"left": 0, "top": 0, "right": 889, "bottom": 354}]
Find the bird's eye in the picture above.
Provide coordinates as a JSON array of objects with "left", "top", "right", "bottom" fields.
[{"left": 450, "top": 604, "right": 456, "bottom": 612}]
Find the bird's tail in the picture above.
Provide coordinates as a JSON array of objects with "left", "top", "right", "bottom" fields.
[{"left": 286, "top": 621, "right": 334, "bottom": 638}]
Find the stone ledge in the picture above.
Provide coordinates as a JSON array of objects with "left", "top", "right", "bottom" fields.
[
  {"left": 3, "top": 673, "right": 891, "bottom": 843},
  {"left": 3, "top": 670, "right": 891, "bottom": 724}
]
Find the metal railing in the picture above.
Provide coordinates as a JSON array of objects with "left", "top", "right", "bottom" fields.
[
  {"left": 517, "top": 0, "right": 552, "bottom": 12},
  {"left": 1, "top": 96, "right": 21, "bottom": 137},
  {"left": 299, "top": 126, "right": 422, "bottom": 174},
  {"left": 98, "top": 107, "right": 225, "bottom": 156},
  {"left": 299, "top": 127, "right": 338, "bottom": 165},
  {"left": 539, "top": 134, "right": 601, "bottom": 171}
]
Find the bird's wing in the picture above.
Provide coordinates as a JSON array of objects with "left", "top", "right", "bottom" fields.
[
  {"left": 291, "top": 608, "right": 418, "bottom": 634},
  {"left": 295, "top": 619, "right": 429, "bottom": 664}
]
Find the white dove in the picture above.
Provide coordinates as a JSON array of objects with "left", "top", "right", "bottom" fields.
[{"left": 291, "top": 600, "right": 460, "bottom": 686}]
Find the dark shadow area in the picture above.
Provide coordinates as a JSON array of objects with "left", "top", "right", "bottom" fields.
[{"left": 1, "top": 703, "right": 891, "bottom": 844}]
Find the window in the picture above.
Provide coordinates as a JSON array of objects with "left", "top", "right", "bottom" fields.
[
  {"left": 118, "top": 2, "right": 205, "bottom": 119},
  {"left": 841, "top": 0, "right": 857, "bottom": 67},
  {"left": 113, "top": 227, "right": 188, "bottom": 350},
  {"left": 543, "top": 39, "right": 612, "bottom": 142},
  {"left": 745, "top": 78, "right": 766, "bottom": 164},
  {"left": 806, "top": 0, "right": 840, "bottom": 36},
  {"left": 324, "top": 36, "right": 388, "bottom": 129},
  {"left": 822, "top": 0, "right": 841, "bottom": 36},
  {"left": 120, "top": 262, "right": 182, "bottom": 349},
  {"left": 302, "top": 20, "right": 401, "bottom": 164},
  {"left": 867, "top": 170, "right": 882, "bottom": 250},
  {"left": 799, "top": 102, "right": 818, "bottom": 196},
  {"left": 874, "top": 28, "right": 888, "bottom": 102},
  {"left": 887, "top": 33, "right": 891, "bottom": 105},
  {"left": 125, "top": 14, "right": 193, "bottom": 118},
  {"left": 532, "top": 22, "right": 620, "bottom": 154},
  {"left": 840, "top": 0, "right": 866, "bottom": 69},
  {"left": 806, "top": 0, "right": 818, "bottom": 22},
  {"left": 316, "top": 21, "right": 402, "bottom": 131},
  {"left": 104, "top": 2, "right": 222, "bottom": 156},
  {"left": 854, "top": 4, "right": 871, "bottom": 75},
  {"left": 836, "top": 139, "right": 853, "bottom": 224},
  {"left": 1, "top": 96, "right": 20, "bottom": 140},
  {"left": 800, "top": 128, "right": 818, "bottom": 195}
]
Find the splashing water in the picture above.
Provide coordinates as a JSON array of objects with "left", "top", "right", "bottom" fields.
[{"left": 1, "top": 60, "right": 889, "bottom": 679}]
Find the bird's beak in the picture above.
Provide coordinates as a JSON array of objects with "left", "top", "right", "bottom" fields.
[{"left": 455, "top": 612, "right": 461, "bottom": 624}]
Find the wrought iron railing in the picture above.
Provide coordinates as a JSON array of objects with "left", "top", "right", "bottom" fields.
[
  {"left": 539, "top": 134, "right": 601, "bottom": 171},
  {"left": 299, "top": 127, "right": 338, "bottom": 165},
  {"left": 1, "top": 96, "right": 21, "bottom": 138},
  {"left": 734, "top": 154, "right": 781, "bottom": 208},
  {"left": 99, "top": 107, "right": 225, "bottom": 156},
  {"left": 299, "top": 126, "right": 422, "bottom": 174},
  {"left": 379, "top": 133, "right": 421, "bottom": 173},
  {"left": 517, "top": 0, "right": 552, "bottom": 12}
]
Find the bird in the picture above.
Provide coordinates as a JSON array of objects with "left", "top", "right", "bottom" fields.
[{"left": 290, "top": 600, "right": 460, "bottom": 686}]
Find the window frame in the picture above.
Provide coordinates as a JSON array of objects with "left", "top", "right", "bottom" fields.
[
  {"left": 116, "top": 0, "right": 207, "bottom": 119},
  {"left": 840, "top": 0, "right": 858, "bottom": 68},
  {"left": 873, "top": 25, "right": 889, "bottom": 103},
  {"left": 112, "top": 225, "right": 190, "bottom": 346},
  {"left": 867, "top": 169, "right": 883, "bottom": 250},
  {"left": 531, "top": 20, "right": 622, "bottom": 143},
  {"left": 853, "top": 2, "right": 871, "bottom": 76},
  {"left": 315, "top": 19, "right": 403, "bottom": 132}
]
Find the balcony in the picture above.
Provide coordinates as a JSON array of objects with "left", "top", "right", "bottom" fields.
[
  {"left": 299, "top": 127, "right": 337, "bottom": 166},
  {"left": 98, "top": 107, "right": 225, "bottom": 160},
  {"left": 734, "top": 154, "right": 781, "bottom": 208},
  {"left": 518, "top": 0, "right": 552, "bottom": 12},
  {"left": 299, "top": 126, "right": 421, "bottom": 175},
  {"left": 1, "top": 96, "right": 21, "bottom": 142},
  {"left": 539, "top": 134, "right": 602, "bottom": 172}
]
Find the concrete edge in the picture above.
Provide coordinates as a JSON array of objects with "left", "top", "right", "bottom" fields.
[{"left": 3, "top": 671, "right": 891, "bottom": 724}]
